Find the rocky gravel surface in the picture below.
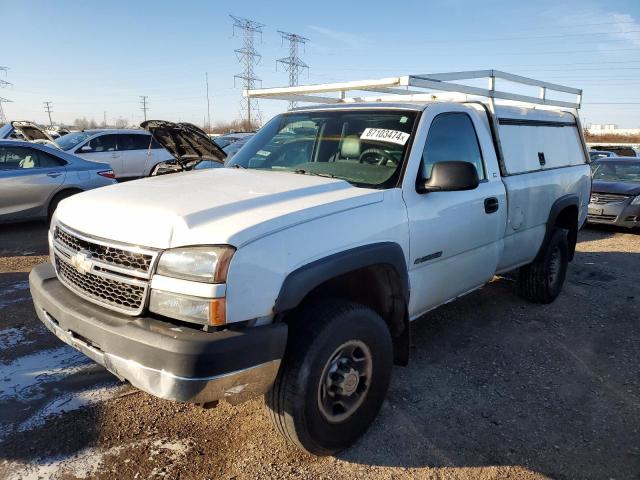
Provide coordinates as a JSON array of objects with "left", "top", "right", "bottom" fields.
[{"left": 0, "top": 222, "right": 638, "bottom": 480}]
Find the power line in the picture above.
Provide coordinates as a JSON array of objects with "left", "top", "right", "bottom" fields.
[
  {"left": 230, "top": 15, "right": 265, "bottom": 128},
  {"left": 277, "top": 31, "right": 309, "bottom": 110},
  {"left": 139, "top": 95, "right": 149, "bottom": 121}
]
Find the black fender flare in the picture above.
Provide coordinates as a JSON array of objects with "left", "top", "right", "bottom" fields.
[
  {"left": 535, "top": 194, "right": 579, "bottom": 262},
  {"left": 273, "top": 242, "right": 410, "bottom": 313}
]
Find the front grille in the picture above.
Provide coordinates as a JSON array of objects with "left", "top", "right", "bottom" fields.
[
  {"left": 55, "top": 254, "right": 146, "bottom": 312},
  {"left": 54, "top": 226, "right": 152, "bottom": 273},
  {"left": 52, "top": 223, "right": 158, "bottom": 315},
  {"left": 590, "top": 193, "right": 629, "bottom": 205},
  {"left": 587, "top": 213, "right": 617, "bottom": 222}
]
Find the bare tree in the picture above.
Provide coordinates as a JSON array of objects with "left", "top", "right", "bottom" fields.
[
  {"left": 114, "top": 117, "right": 129, "bottom": 129},
  {"left": 74, "top": 117, "right": 90, "bottom": 130}
]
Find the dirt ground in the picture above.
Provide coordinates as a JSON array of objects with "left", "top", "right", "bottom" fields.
[{"left": 0, "top": 221, "right": 638, "bottom": 480}]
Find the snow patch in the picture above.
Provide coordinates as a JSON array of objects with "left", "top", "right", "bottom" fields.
[
  {"left": 2, "top": 438, "right": 191, "bottom": 480},
  {"left": 0, "top": 346, "right": 93, "bottom": 400},
  {"left": 0, "top": 280, "right": 31, "bottom": 308},
  {"left": 0, "top": 327, "right": 32, "bottom": 350}
]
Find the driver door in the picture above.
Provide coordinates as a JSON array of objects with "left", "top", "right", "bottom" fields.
[{"left": 402, "top": 105, "right": 506, "bottom": 318}]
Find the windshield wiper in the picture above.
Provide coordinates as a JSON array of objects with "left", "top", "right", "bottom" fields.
[
  {"left": 231, "top": 164, "right": 246, "bottom": 169},
  {"left": 293, "top": 169, "right": 337, "bottom": 179}
]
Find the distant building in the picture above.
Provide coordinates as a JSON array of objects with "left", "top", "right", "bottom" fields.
[{"left": 587, "top": 124, "right": 640, "bottom": 136}]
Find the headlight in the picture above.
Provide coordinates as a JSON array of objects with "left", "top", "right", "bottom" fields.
[
  {"left": 149, "top": 290, "right": 226, "bottom": 326},
  {"left": 156, "top": 246, "right": 235, "bottom": 283},
  {"left": 631, "top": 195, "right": 640, "bottom": 206}
]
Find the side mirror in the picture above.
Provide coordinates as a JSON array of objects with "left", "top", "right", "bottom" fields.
[
  {"left": 78, "top": 145, "right": 92, "bottom": 153},
  {"left": 418, "top": 161, "right": 480, "bottom": 193}
]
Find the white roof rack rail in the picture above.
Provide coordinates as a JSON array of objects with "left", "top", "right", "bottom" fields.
[{"left": 246, "top": 70, "right": 582, "bottom": 110}]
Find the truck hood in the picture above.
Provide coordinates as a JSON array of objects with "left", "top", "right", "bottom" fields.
[
  {"left": 55, "top": 168, "right": 384, "bottom": 249},
  {"left": 592, "top": 180, "right": 640, "bottom": 196}
]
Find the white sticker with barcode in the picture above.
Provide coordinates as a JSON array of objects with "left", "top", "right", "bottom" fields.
[{"left": 360, "top": 128, "right": 410, "bottom": 146}]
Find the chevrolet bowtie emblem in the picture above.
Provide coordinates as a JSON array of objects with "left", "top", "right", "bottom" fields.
[{"left": 71, "top": 250, "right": 93, "bottom": 275}]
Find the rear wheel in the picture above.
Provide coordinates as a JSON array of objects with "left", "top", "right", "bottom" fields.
[
  {"left": 518, "top": 228, "right": 569, "bottom": 304},
  {"left": 265, "top": 300, "right": 393, "bottom": 455}
]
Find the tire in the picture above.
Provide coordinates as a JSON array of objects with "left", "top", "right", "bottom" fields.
[
  {"left": 48, "top": 190, "right": 79, "bottom": 223},
  {"left": 265, "top": 300, "right": 393, "bottom": 456},
  {"left": 518, "top": 228, "right": 569, "bottom": 304}
]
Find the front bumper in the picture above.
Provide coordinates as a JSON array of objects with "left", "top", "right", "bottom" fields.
[
  {"left": 29, "top": 262, "right": 287, "bottom": 404},
  {"left": 587, "top": 202, "right": 640, "bottom": 228}
]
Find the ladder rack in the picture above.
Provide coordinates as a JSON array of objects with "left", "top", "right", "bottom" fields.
[{"left": 246, "top": 70, "right": 582, "bottom": 110}]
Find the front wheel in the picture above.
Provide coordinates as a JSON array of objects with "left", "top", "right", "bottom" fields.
[
  {"left": 265, "top": 300, "right": 393, "bottom": 455},
  {"left": 518, "top": 228, "right": 569, "bottom": 304}
]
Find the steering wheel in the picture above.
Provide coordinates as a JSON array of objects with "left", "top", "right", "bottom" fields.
[{"left": 358, "top": 148, "right": 396, "bottom": 166}]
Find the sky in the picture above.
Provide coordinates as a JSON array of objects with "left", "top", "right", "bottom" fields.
[{"left": 2, "top": 0, "right": 640, "bottom": 128}]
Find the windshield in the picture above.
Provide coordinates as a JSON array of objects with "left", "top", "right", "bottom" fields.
[
  {"left": 591, "top": 161, "right": 640, "bottom": 183},
  {"left": 227, "top": 110, "right": 417, "bottom": 188},
  {"left": 55, "top": 131, "right": 96, "bottom": 151},
  {"left": 214, "top": 136, "right": 233, "bottom": 149}
]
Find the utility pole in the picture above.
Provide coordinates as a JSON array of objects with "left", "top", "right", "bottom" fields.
[
  {"left": 230, "top": 15, "right": 264, "bottom": 130},
  {"left": 140, "top": 96, "right": 149, "bottom": 121},
  {"left": 103, "top": 111, "right": 107, "bottom": 127},
  {"left": 44, "top": 101, "right": 54, "bottom": 126},
  {"left": 277, "top": 31, "right": 309, "bottom": 110},
  {"left": 205, "top": 72, "right": 211, "bottom": 133}
]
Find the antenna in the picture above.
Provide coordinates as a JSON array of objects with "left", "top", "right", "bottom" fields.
[
  {"left": 277, "top": 31, "right": 309, "bottom": 110},
  {"left": 230, "top": 15, "right": 265, "bottom": 129},
  {"left": 44, "top": 101, "right": 54, "bottom": 126},
  {"left": 140, "top": 95, "right": 149, "bottom": 121}
]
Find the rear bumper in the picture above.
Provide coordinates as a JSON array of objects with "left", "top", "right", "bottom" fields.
[{"left": 29, "top": 262, "right": 287, "bottom": 404}]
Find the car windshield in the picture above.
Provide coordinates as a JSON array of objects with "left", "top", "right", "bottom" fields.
[
  {"left": 55, "top": 131, "right": 96, "bottom": 151},
  {"left": 227, "top": 110, "right": 417, "bottom": 188},
  {"left": 214, "top": 136, "right": 233, "bottom": 149},
  {"left": 591, "top": 161, "right": 640, "bottom": 183}
]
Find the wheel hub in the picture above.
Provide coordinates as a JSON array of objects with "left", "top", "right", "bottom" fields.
[{"left": 317, "top": 340, "right": 373, "bottom": 423}]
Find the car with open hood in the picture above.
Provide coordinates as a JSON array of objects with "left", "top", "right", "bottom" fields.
[
  {"left": 141, "top": 120, "right": 226, "bottom": 175},
  {"left": 0, "top": 121, "right": 59, "bottom": 148},
  {"left": 587, "top": 157, "right": 640, "bottom": 228}
]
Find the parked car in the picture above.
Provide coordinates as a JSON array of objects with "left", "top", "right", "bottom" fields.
[
  {"left": 0, "top": 120, "right": 59, "bottom": 149},
  {"left": 212, "top": 131, "right": 254, "bottom": 149},
  {"left": 589, "top": 150, "right": 616, "bottom": 161},
  {"left": 588, "top": 145, "right": 637, "bottom": 157},
  {"left": 587, "top": 157, "right": 640, "bottom": 228},
  {"left": 0, "top": 140, "right": 115, "bottom": 223},
  {"left": 54, "top": 129, "right": 174, "bottom": 180},
  {"left": 141, "top": 120, "right": 226, "bottom": 175},
  {"left": 31, "top": 71, "right": 590, "bottom": 456},
  {"left": 219, "top": 133, "right": 254, "bottom": 160}
]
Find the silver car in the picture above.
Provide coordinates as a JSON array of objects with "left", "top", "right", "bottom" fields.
[{"left": 0, "top": 140, "right": 116, "bottom": 223}]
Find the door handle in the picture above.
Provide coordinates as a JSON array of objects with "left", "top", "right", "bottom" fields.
[
  {"left": 46, "top": 172, "right": 62, "bottom": 178},
  {"left": 484, "top": 197, "right": 499, "bottom": 214}
]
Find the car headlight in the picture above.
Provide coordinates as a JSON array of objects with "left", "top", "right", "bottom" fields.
[
  {"left": 631, "top": 195, "right": 640, "bottom": 206},
  {"left": 156, "top": 246, "right": 235, "bottom": 283}
]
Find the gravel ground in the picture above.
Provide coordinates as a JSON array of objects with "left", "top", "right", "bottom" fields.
[{"left": 0, "top": 221, "right": 638, "bottom": 480}]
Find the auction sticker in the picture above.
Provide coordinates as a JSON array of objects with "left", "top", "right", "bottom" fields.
[{"left": 360, "top": 128, "right": 410, "bottom": 146}]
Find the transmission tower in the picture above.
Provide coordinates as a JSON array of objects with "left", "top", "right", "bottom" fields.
[
  {"left": 0, "top": 98, "right": 12, "bottom": 124},
  {"left": 230, "top": 15, "right": 264, "bottom": 128},
  {"left": 140, "top": 96, "right": 149, "bottom": 121},
  {"left": 0, "top": 67, "right": 11, "bottom": 124},
  {"left": 44, "top": 101, "right": 54, "bottom": 126},
  {"left": 277, "top": 31, "right": 309, "bottom": 110}
]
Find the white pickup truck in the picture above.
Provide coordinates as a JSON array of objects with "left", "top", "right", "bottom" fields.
[{"left": 29, "top": 71, "right": 591, "bottom": 455}]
